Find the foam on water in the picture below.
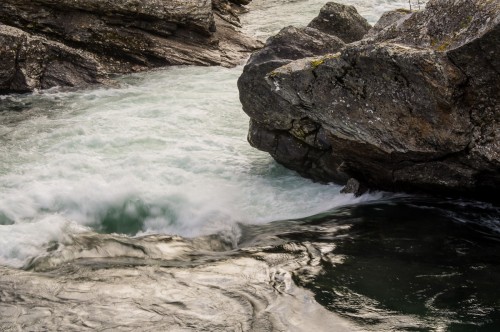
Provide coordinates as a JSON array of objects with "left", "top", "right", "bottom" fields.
[
  {"left": 0, "top": 66, "right": 383, "bottom": 267},
  {"left": 0, "top": 216, "right": 88, "bottom": 267},
  {"left": 0, "top": 0, "right": 420, "bottom": 267}
]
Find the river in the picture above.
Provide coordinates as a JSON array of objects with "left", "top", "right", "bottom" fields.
[{"left": 0, "top": 0, "right": 499, "bottom": 331}]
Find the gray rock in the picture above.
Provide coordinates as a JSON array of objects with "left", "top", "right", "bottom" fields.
[
  {"left": 307, "top": 2, "right": 371, "bottom": 43},
  {"left": 237, "top": 25, "right": 348, "bottom": 182},
  {"left": 0, "top": 24, "right": 109, "bottom": 93},
  {"left": 239, "top": 26, "right": 346, "bottom": 129},
  {"left": 0, "top": 0, "right": 262, "bottom": 93},
  {"left": 237, "top": 0, "right": 379, "bottom": 183},
  {"left": 340, "top": 178, "right": 368, "bottom": 196},
  {"left": 365, "top": 9, "right": 412, "bottom": 38},
  {"left": 214, "top": 0, "right": 251, "bottom": 27},
  {"left": 239, "top": 0, "right": 500, "bottom": 200}
]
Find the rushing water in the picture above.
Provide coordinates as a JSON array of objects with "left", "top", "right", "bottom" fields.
[
  {"left": 1, "top": 66, "right": 379, "bottom": 267},
  {"left": 1, "top": 0, "right": 499, "bottom": 331}
]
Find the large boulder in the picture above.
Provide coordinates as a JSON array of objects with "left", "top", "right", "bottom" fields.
[
  {"left": 238, "top": 0, "right": 500, "bottom": 200},
  {"left": 238, "top": 2, "right": 371, "bottom": 182},
  {"left": 0, "top": 0, "right": 261, "bottom": 93}
]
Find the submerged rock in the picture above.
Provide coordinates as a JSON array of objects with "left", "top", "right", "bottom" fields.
[
  {"left": 0, "top": 0, "right": 262, "bottom": 93},
  {"left": 238, "top": 0, "right": 500, "bottom": 200},
  {"left": 341, "top": 178, "right": 368, "bottom": 197}
]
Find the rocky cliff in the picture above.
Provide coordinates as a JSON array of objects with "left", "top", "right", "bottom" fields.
[
  {"left": 238, "top": 0, "right": 499, "bottom": 200},
  {"left": 0, "top": 0, "right": 262, "bottom": 93}
]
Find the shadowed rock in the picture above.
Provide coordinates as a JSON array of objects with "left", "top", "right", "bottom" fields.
[
  {"left": 0, "top": 25, "right": 110, "bottom": 92},
  {"left": 341, "top": 178, "right": 368, "bottom": 196}
]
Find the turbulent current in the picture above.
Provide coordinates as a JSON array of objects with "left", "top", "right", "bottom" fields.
[{"left": 0, "top": 0, "right": 499, "bottom": 331}]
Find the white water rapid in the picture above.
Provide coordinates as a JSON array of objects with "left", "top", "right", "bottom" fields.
[{"left": 0, "top": 0, "right": 420, "bottom": 268}]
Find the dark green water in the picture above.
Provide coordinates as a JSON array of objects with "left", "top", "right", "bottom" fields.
[{"left": 240, "top": 197, "right": 500, "bottom": 331}]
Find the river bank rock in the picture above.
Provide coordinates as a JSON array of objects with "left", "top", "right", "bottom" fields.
[
  {"left": 238, "top": 0, "right": 499, "bottom": 200},
  {"left": 0, "top": 0, "right": 262, "bottom": 93}
]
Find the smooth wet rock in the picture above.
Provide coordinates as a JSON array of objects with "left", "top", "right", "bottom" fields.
[
  {"left": 0, "top": 232, "right": 356, "bottom": 331},
  {"left": 307, "top": 2, "right": 371, "bottom": 43},
  {"left": 0, "top": 0, "right": 262, "bottom": 93},
  {"left": 239, "top": 0, "right": 500, "bottom": 200}
]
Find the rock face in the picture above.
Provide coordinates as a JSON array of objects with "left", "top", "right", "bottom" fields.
[
  {"left": 239, "top": 0, "right": 500, "bottom": 200},
  {"left": 0, "top": 0, "right": 262, "bottom": 93}
]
